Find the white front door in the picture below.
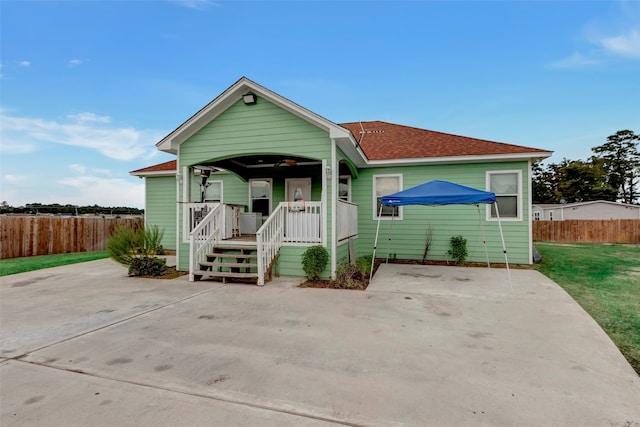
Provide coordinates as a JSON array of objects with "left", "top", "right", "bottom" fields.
[{"left": 285, "top": 178, "right": 312, "bottom": 202}]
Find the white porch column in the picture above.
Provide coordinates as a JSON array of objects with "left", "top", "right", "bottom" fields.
[{"left": 330, "top": 138, "right": 337, "bottom": 280}]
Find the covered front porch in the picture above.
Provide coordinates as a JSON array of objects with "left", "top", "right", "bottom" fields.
[{"left": 182, "top": 154, "right": 358, "bottom": 286}]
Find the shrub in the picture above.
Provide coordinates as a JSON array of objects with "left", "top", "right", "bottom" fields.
[
  {"left": 107, "top": 225, "right": 144, "bottom": 266},
  {"left": 107, "top": 225, "right": 167, "bottom": 276},
  {"left": 301, "top": 245, "right": 329, "bottom": 280},
  {"left": 128, "top": 256, "right": 167, "bottom": 277},
  {"left": 356, "top": 254, "right": 373, "bottom": 277},
  {"left": 333, "top": 258, "right": 367, "bottom": 290},
  {"left": 144, "top": 225, "right": 164, "bottom": 255},
  {"left": 447, "top": 235, "right": 468, "bottom": 265}
]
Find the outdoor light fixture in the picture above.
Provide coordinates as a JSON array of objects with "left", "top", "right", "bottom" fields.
[{"left": 243, "top": 93, "right": 257, "bottom": 105}]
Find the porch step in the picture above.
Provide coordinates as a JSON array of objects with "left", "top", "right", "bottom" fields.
[
  {"left": 199, "top": 261, "right": 257, "bottom": 270},
  {"left": 195, "top": 244, "right": 260, "bottom": 284}
]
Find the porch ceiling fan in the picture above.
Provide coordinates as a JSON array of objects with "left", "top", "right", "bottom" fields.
[{"left": 274, "top": 159, "right": 297, "bottom": 167}]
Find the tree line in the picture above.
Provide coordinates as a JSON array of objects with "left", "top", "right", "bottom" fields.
[
  {"left": 533, "top": 130, "right": 639, "bottom": 204},
  {"left": 0, "top": 202, "right": 143, "bottom": 215}
]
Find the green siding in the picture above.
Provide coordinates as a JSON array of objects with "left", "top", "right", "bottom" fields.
[
  {"left": 145, "top": 176, "right": 177, "bottom": 250},
  {"left": 350, "top": 162, "right": 531, "bottom": 265},
  {"left": 180, "top": 98, "right": 331, "bottom": 166},
  {"left": 177, "top": 96, "right": 334, "bottom": 271},
  {"left": 336, "top": 240, "right": 350, "bottom": 263}
]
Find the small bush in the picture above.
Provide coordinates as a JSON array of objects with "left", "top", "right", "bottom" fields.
[
  {"left": 107, "top": 225, "right": 166, "bottom": 276},
  {"left": 301, "top": 245, "right": 329, "bottom": 280},
  {"left": 107, "top": 225, "right": 144, "bottom": 266},
  {"left": 144, "top": 225, "right": 164, "bottom": 255},
  {"left": 447, "top": 235, "right": 468, "bottom": 265},
  {"left": 333, "top": 259, "right": 367, "bottom": 290},
  {"left": 356, "top": 254, "right": 373, "bottom": 277},
  {"left": 128, "top": 256, "right": 167, "bottom": 277}
]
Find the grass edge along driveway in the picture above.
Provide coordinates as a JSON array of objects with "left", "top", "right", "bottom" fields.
[
  {"left": 535, "top": 242, "right": 640, "bottom": 376},
  {"left": 0, "top": 251, "right": 109, "bottom": 276}
]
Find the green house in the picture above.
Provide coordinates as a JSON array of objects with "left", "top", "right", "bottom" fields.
[{"left": 131, "top": 77, "right": 552, "bottom": 285}]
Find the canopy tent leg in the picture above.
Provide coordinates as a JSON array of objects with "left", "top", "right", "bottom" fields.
[
  {"left": 385, "top": 208, "right": 396, "bottom": 263},
  {"left": 494, "top": 204, "right": 513, "bottom": 292},
  {"left": 476, "top": 204, "right": 491, "bottom": 268},
  {"left": 369, "top": 205, "right": 384, "bottom": 283}
]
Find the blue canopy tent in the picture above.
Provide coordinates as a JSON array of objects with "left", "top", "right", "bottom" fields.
[{"left": 371, "top": 180, "right": 512, "bottom": 288}]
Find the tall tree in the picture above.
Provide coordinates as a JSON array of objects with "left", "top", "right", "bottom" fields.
[
  {"left": 556, "top": 160, "right": 617, "bottom": 203},
  {"left": 592, "top": 130, "right": 640, "bottom": 204},
  {"left": 532, "top": 160, "right": 559, "bottom": 203}
]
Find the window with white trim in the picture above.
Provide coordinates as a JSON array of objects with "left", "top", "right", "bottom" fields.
[
  {"left": 249, "top": 178, "right": 272, "bottom": 217},
  {"left": 338, "top": 175, "right": 351, "bottom": 202},
  {"left": 373, "top": 174, "right": 402, "bottom": 220},
  {"left": 204, "top": 181, "right": 223, "bottom": 202},
  {"left": 487, "top": 171, "right": 521, "bottom": 220},
  {"left": 533, "top": 211, "right": 540, "bottom": 221}
]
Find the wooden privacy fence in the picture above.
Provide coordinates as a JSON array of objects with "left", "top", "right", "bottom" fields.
[
  {"left": 0, "top": 216, "right": 143, "bottom": 259},
  {"left": 533, "top": 219, "right": 640, "bottom": 243}
]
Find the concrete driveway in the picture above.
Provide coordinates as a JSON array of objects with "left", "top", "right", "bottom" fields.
[{"left": 1, "top": 260, "right": 639, "bottom": 426}]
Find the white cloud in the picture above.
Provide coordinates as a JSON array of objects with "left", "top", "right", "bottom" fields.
[
  {"left": 4, "top": 174, "right": 28, "bottom": 183},
  {"left": 0, "top": 112, "right": 163, "bottom": 161},
  {"left": 69, "top": 59, "right": 83, "bottom": 67},
  {"left": 67, "top": 112, "right": 111, "bottom": 123},
  {"left": 0, "top": 137, "right": 37, "bottom": 154},
  {"left": 57, "top": 176, "right": 144, "bottom": 208},
  {"left": 548, "top": 52, "right": 601, "bottom": 69},
  {"left": 598, "top": 29, "right": 640, "bottom": 58},
  {"left": 69, "top": 163, "right": 112, "bottom": 176},
  {"left": 550, "top": 0, "right": 640, "bottom": 68},
  {"left": 69, "top": 164, "right": 88, "bottom": 175},
  {"left": 19, "top": 61, "right": 31, "bottom": 67}
]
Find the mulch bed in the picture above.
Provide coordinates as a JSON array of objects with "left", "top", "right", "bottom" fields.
[{"left": 138, "top": 266, "right": 188, "bottom": 280}]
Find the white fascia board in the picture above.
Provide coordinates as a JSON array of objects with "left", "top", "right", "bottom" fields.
[
  {"left": 361, "top": 151, "right": 553, "bottom": 168},
  {"left": 129, "top": 170, "right": 176, "bottom": 178},
  {"left": 335, "top": 136, "right": 368, "bottom": 168}
]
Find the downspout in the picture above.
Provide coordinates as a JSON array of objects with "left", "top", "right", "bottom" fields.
[
  {"left": 330, "top": 138, "right": 338, "bottom": 279},
  {"left": 527, "top": 160, "right": 533, "bottom": 264},
  {"left": 180, "top": 163, "right": 188, "bottom": 269}
]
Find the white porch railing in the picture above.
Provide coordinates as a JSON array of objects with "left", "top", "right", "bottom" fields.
[
  {"left": 283, "top": 201, "right": 322, "bottom": 243},
  {"left": 188, "top": 201, "right": 325, "bottom": 285},
  {"left": 189, "top": 203, "right": 224, "bottom": 281},
  {"left": 185, "top": 202, "right": 220, "bottom": 241},
  {"left": 337, "top": 199, "right": 358, "bottom": 241},
  {"left": 256, "top": 203, "right": 285, "bottom": 286}
]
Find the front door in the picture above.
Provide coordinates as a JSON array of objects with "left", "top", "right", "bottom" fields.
[{"left": 285, "top": 178, "right": 312, "bottom": 202}]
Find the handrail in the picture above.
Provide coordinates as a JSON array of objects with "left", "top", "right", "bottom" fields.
[
  {"left": 256, "top": 203, "right": 285, "bottom": 286},
  {"left": 189, "top": 203, "right": 224, "bottom": 281}
]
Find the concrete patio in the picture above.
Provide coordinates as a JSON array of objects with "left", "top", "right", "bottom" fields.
[{"left": 1, "top": 259, "right": 639, "bottom": 426}]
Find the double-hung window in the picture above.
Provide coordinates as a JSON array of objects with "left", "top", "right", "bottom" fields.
[
  {"left": 204, "top": 181, "right": 223, "bottom": 202},
  {"left": 249, "top": 179, "right": 272, "bottom": 217},
  {"left": 338, "top": 175, "right": 351, "bottom": 202},
  {"left": 373, "top": 174, "right": 402, "bottom": 220},
  {"left": 487, "top": 170, "right": 521, "bottom": 221}
]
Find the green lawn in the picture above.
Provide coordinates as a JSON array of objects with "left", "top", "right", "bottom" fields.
[
  {"left": 0, "top": 251, "right": 110, "bottom": 276},
  {"left": 534, "top": 243, "right": 640, "bottom": 375}
]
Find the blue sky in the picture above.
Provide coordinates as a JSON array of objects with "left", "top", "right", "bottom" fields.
[{"left": 1, "top": 0, "right": 639, "bottom": 209}]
